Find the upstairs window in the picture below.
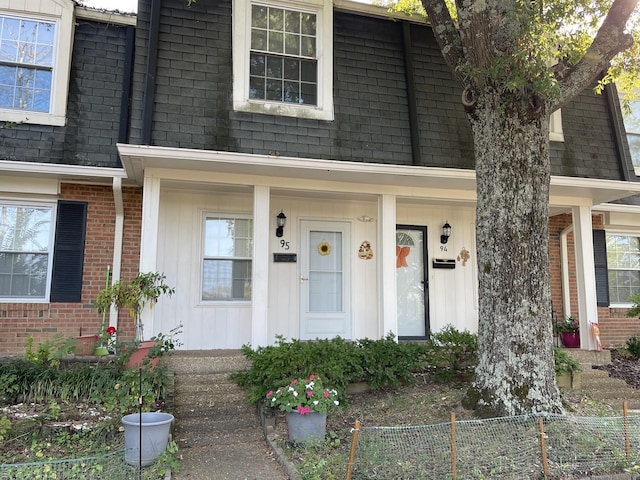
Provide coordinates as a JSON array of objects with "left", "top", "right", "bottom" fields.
[
  {"left": 0, "top": 1, "right": 74, "bottom": 127},
  {"left": 620, "top": 98, "right": 640, "bottom": 173},
  {"left": 0, "top": 16, "right": 55, "bottom": 113},
  {"left": 233, "top": 0, "right": 334, "bottom": 120},
  {"left": 250, "top": 5, "right": 317, "bottom": 105}
]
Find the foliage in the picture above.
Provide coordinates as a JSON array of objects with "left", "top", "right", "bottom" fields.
[
  {"left": 267, "top": 374, "right": 340, "bottom": 414},
  {"left": 94, "top": 272, "right": 175, "bottom": 341},
  {"left": 148, "top": 325, "right": 183, "bottom": 359},
  {"left": 233, "top": 330, "right": 477, "bottom": 404},
  {"left": 357, "top": 336, "right": 429, "bottom": 389},
  {"left": 426, "top": 325, "right": 477, "bottom": 382},
  {"left": 553, "top": 347, "right": 581, "bottom": 375},
  {"left": 626, "top": 335, "right": 640, "bottom": 360},
  {"left": 626, "top": 293, "right": 640, "bottom": 319},
  {"left": 24, "top": 335, "right": 77, "bottom": 367},
  {"left": 555, "top": 316, "right": 580, "bottom": 334}
]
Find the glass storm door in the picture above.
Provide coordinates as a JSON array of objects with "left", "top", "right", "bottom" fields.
[
  {"left": 300, "top": 220, "right": 351, "bottom": 340},
  {"left": 396, "top": 225, "right": 429, "bottom": 339}
]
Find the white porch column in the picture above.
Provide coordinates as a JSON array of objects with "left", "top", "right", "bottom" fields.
[
  {"left": 378, "top": 194, "right": 397, "bottom": 338},
  {"left": 252, "top": 185, "right": 270, "bottom": 347},
  {"left": 571, "top": 205, "right": 599, "bottom": 350},
  {"left": 139, "top": 175, "right": 161, "bottom": 335}
]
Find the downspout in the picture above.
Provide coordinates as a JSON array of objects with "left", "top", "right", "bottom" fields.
[
  {"left": 560, "top": 224, "right": 573, "bottom": 318},
  {"left": 402, "top": 21, "right": 421, "bottom": 165},
  {"left": 110, "top": 177, "right": 125, "bottom": 329},
  {"left": 141, "top": 0, "right": 161, "bottom": 145}
]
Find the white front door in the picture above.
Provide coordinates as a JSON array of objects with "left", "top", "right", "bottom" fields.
[{"left": 299, "top": 220, "right": 351, "bottom": 340}]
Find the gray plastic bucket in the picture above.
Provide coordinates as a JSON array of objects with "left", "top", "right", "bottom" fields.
[{"left": 122, "top": 412, "right": 174, "bottom": 466}]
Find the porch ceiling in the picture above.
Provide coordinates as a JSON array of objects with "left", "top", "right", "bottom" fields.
[{"left": 116, "top": 144, "right": 640, "bottom": 209}]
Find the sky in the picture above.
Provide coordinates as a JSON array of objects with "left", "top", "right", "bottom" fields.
[{"left": 79, "top": 0, "right": 138, "bottom": 13}]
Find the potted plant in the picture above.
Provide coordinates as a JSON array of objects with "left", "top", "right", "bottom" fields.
[
  {"left": 554, "top": 346, "right": 581, "bottom": 389},
  {"left": 266, "top": 374, "right": 340, "bottom": 444},
  {"left": 94, "top": 271, "right": 175, "bottom": 367},
  {"left": 555, "top": 316, "right": 580, "bottom": 348}
]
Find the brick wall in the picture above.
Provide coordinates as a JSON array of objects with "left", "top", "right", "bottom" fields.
[
  {"left": 549, "top": 213, "right": 640, "bottom": 348},
  {"left": 0, "top": 184, "right": 142, "bottom": 355}
]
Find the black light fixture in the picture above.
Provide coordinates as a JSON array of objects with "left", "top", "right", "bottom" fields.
[
  {"left": 276, "top": 210, "right": 287, "bottom": 237},
  {"left": 440, "top": 220, "right": 452, "bottom": 244}
]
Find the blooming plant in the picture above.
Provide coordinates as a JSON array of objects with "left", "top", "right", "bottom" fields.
[
  {"left": 266, "top": 375, "right": 340, "bottom": 415},
  {"left": 555, "top": 316, "right": 579, "bottom": 333}
]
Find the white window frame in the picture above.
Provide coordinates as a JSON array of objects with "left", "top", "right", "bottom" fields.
[
  {"left": 605, "top": 231, "right": 640, "bottom": 307},
  {"left": 0, "top": 200, "right": 56, "bottom": 303},
  {"left": 200, "top": 213, "right": 254, "bottom": 303},
  {"left": 0, "top": 1, "right": 74, "bottom": 126},
  {"left": 232, "top": 0, "right": 334, "bottom": 121},
  {"left": 549, "top": 109, "right": 564, "bottom": 142}
]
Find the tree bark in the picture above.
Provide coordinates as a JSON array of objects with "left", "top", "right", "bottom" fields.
[{"left": 467, "top": 93, "right": 563, "bottom": 416}]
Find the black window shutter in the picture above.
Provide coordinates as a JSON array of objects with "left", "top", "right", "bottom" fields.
[
  {"left": 50, "top": 201, "right": 88, "bottom": 302},
  {"left": 592, "top": 229, "right": 609, "bottom": 307}
]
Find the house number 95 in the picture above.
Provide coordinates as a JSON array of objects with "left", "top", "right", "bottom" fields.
[{"left": 280, "top": 239, "right": 290, "bottom": 250}]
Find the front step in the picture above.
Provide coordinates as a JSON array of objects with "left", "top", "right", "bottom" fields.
[{"left": 165, "top": 350, "right": 249, "bottom": 374}]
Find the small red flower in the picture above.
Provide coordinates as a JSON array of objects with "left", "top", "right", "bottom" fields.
[{"left": 106, "top": 326, "right": 117, "bottom": 335}]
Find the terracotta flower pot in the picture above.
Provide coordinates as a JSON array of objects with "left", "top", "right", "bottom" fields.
[
  {"left": 126, "top": 340, "right": 160, "bottom": 369},
  {"left": 75, "top": 335, "right": 98, "bottom": 356}
]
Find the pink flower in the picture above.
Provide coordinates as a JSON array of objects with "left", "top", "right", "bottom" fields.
[
  {"left": 266, "top": 390, "right": 273, "bottom": 398},
  {"left": 291, "top": 379, "right": 297, "bottom": 385},
  {"left": 306, "top": 390, "right": 313, "bottom": 397},
  {"left": 309, "top": 374, "right": 315, "bottom": 380},
  {"left": 296, "top": 406, "right": 311, "bottom": 415},
  {"left": 323, "top": 390, "right": 329, "bottom": 398}
]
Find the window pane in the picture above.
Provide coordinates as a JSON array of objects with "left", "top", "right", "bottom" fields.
[
  {"left": 607, "top": 234, "right": 640, "bottom": 303},
  {"left": 268, "top": 8, "right": 284, "bottom": 31},
  {"left": 202, "top": 259, "right": 252, "bottom": 300},
  {"left": 266, "top": 78, "right": 282, "bottom": 101},
  {"left": 251, "top": 28, "right": 267, "bottom": 51},
  {"left": 249, "top": 75, "right": 265, "bottom": 100},
  {"left": 285, "top": 11, "right": 300, "bottom": 33},
  {"left": 268, "top": 31, "right": 283, "bottom": 53},
  {"left": 266, "top": 55, "right": 282, "bottom": 79},
  {"left": 250, "top": 53, "right": 265, "bottom": 76},
  {"left": 300, "top": 13, "right": 316, "bottom": 35},
  {"left": 251, "top": 4, "right": 267, "bottom": 29},
  {"left": 0, "top": 205, "right": 52, "bottom": 251},
  {"left": 0, "top": 252, "right": 48, "bottom": 298},
  {"left": 284, "top": 58, "right": 299, "bottom": 80}
]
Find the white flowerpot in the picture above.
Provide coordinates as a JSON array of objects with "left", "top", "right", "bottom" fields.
[{"left": 122, "top": 412, "right": 174, "bottom": 466}]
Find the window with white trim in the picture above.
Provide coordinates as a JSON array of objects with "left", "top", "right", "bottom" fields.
[
  {"left": 0, "top": 1, "right": 74, "bottom": 126},
  {"left": 606, "top": 233, "right": 640, "bottom": 304},
  {"left": 202, "top": 216, "right": 253, "bottom": 301},
  {"left": 0, "top": 203, "right": 53, "bottom": 300},
  {"left": 232, "top": 0, "right": 333, "bottom": 120},
  {"left": 619, "top": 98, "right": 640, "bottom": 172}
]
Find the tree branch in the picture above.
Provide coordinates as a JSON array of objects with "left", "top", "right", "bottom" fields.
[
  {"left": 421, "top": 0, "right": 465, "bottom": 83},
  {"left": 552, "top": 0, "right": 638, "bottom": 111}
]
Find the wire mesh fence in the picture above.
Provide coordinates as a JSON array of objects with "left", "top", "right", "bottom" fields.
[
  {"left": 0, "top": 449, "right": 144, "bottom": 480},
  {"left": 346, "top": 412, "right": 640, "bottom": 479}
]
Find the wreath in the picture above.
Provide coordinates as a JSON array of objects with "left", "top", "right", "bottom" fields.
[{"left": 318, "top": 241, "right": 331, "bottom": 255}]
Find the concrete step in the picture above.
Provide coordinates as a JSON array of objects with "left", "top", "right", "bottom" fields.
[
  {"left": 562, "top": 348, "right": 611, "bottom": 367},
  {"left": 580, "top": 376, "right": 632, "bottom": 389},
  {"left": 174, "top": 389, "right": 246, "bottom": 408},
  {"left": 165, "top": 350, "right": 249, "bottom": 374}
]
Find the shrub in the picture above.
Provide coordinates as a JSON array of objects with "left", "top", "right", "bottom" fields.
[
  {"left": 426, "top": 325, "right": 477, "bottom": 381},
  {"left": 553, "top": 347, "right": 581, "bottom": 375},
  {"left": 231, "top": 334, "right": 430, "bottom": 404},
  {"left": 626, "top": 335, "right": 640, "bottom": 360}
]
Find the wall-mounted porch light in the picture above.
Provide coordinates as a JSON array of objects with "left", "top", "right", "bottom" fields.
[
  {"left": 440, "top": 221, "right": 452, "bottom": 244},
  {"left": 276, "top": 210, "right": 287, "bottom": 237}
]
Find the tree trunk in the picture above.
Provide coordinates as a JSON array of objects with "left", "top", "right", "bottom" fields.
[{"left": 467, "top": 92, "right": 563, "bottom": 416}]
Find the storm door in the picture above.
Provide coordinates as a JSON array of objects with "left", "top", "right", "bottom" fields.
[
  {"left": 299, "top": 220, "right": 351, "bottom": 340},
  {"left": 396, "top": 225, "right": 429, "bottom": 339}
]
